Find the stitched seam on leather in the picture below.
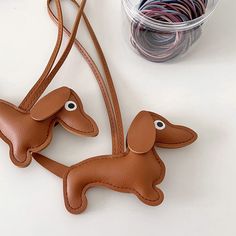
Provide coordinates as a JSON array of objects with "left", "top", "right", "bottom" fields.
[
  {"left": 65, "top": 179, "right": 162, "bottom": 211},
  {"left": 20, "top": 32, "right": 63, "bottom": 110},
  {"left": 0, "top": 106, "right": 94, "bottom": 164},
  {"left": 58, "top": 118, "right": 94, "bottom": 134},
  {"left": 29, "top": 106, "right": 95, "bottom": 150},
  {"left": 66, "top": 181, "right": 162, "bottom": 211},
  {"left": 21, "top": 0, "right": 124, "bottom": 154},
  {"left": 76, "top": 13, "right": 121, "bottom": 154},
  {"left": 0, "top": 130, "right": 29, "bottom": 166},
  {"left": 157, "top": 127, "right": 195, "bottom": 145},
  {"left": 65, "top": 150, "right": 164, "bottom": 211},
  {"left": 157, "top": 137, "right": 193, "bottom": 145},
  {"left": 20, "top": 0, "right": 64, "bottom": 110},
  {"left": 75, "top": 42, "right": 117, "bottom": 153},
  {"left": 27, "top": 82, "right": 52, "bottom": 110},
  {"left": 26, "top": 1, "right": 86, "bottom": 110},
  {"left": 23, "top": 7, "right": 123, "bottom": 154}
]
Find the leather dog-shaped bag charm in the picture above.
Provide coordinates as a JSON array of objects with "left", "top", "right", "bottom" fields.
[
  {"left": 34, "top": 111, "right": 197, "bottom": 214},
  {"left": 0, "top": 87, "right": 98, "bottom": 167},
  {"left": 0, "top": 0, "right": 98, "bottom": 168}
]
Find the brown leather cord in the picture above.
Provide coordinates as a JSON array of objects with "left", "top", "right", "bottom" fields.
[
  {"left": 19, "top": 0, "right": 87, "bottom": 112},
  {"left": 19, "top": 0, "right": 124, "bottom": 155},
  {"left": 33, "top": 0, "right": 127, "bottom": 177},
  {"left": 19, "top": 0, "right": 64, "bottom": 111},
  {"left": 33, "top": 153, "right": 69, "bottom": 178},
  {"left": 48, "top": 0, "right": 125, "bottom": 155}
]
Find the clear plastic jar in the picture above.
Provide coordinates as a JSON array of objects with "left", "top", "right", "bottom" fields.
[{"left": 122, "top": 0, "right": 220, "bottom": 62}]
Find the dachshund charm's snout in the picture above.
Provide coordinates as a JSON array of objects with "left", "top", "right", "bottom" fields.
[
  {"left": 150, "top": 112, "right": 198, "bottom": 149},
  {"left": 58, "top": 90, "right": 99, "bottom": 137}
]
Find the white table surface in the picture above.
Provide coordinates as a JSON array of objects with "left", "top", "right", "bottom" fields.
[{"left": 0, "top": 0, "right": 235, "bottom": 235}]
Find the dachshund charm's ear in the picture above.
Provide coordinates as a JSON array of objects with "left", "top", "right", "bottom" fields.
[
  {"left": 30, "top": 87, "right": 70, "bottom": 121},
  {"left": 127, "top": 111, "right": 156, "bottom": 154}
]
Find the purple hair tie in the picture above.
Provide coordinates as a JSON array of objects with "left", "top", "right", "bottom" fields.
[{"left": 131, "top": 0, "right": 208, "bottom": 62}]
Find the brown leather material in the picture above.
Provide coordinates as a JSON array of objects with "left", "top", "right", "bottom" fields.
[
  {"left": 31, "top": 87, "right": 71, "bottom": 121},
  {"left": 33, "top": 111, "right": 197, "bottom": 214},
  {"left": 1, "top": 0, "right": 125, "bottom": 168},
  {"left": 19, "top": 0, "right": 124, "bottom": 155},
  {"left": 45, "top": 0, "right": 125, "bottom": 155},
  {"left": 127, "top": 111, "right": 156, "bottom": 154},
  {"left": 19, "top": 0, "right": 87, "bottom": 112},
  {"left": 19, "top": 0, "right": 63, "bottom": 111},
  {"left": 150, "top": 112, "right": 197, "bottom": 148},
  {"left": 64, "top": 151, "right": 165, "bottom": 214},
  {"left": 0, "top": 87, "right": 98, "bottom": 167},
  {"left": 33, "top": 153, "right": 69, "bottom": 178}
]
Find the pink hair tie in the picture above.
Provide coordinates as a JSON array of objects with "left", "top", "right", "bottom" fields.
[{"left": 130, "top": 0, "right": 208, "bottom": 62}]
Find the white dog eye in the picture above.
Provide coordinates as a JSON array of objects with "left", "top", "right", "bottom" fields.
[
  {"left": 154, "top": 120, "right": 166, "bottom": 130},
  {"left": 65, "top": 101, "right": 77, "bottom": 111}
]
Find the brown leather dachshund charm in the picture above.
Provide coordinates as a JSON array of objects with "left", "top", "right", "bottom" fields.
[
  {"left": 0, "top": 87, "right": 98, "bottom": 168},
  {"left": 34, "top": 111, "right": 197, "bottom": 214}
]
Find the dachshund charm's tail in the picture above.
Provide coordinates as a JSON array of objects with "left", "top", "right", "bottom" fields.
[{"left": 32, "top": 153, "right": 69, "bottom": 178}]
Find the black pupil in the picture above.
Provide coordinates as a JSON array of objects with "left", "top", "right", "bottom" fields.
[
  {"left": 68, "top": 103, "right": 75, "bottom": 109},
  {"left": 157, "top": 122, "right": 163, "bottom": 127}
]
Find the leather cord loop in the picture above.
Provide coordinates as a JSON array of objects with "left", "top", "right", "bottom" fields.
[
  {"left": 47, "top": 0, "right": 125, "bottom": 154},
  {"left": 19, "top": 0, "right": 86, "bottom": 112},
  {"left": 19, "top": 0, "right": 64, "bottom": 110},
  {"left": 19, "top": 0, "right": 124, "bottom": 156}
]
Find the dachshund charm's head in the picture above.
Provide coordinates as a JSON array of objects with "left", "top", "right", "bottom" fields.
[
  {"left": 127, "top": 111, "right": 197, "bottom": 154},
  {"left": 30, "top": 87, "right": 98, "bottom": 137}
]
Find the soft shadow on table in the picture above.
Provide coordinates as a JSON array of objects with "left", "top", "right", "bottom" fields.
[{"left": 157, "top": 119, "right": 227, "bottom": 205}]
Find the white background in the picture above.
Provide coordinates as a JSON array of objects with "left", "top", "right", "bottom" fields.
[{"left": 0, "top": 0, "right": 235, "bottom": 235}]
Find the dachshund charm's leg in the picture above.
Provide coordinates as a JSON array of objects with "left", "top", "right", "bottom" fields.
[
  {"left": 134, "top": 184, "right": 164, "bottom": 206},
  {"left": 64, "top": 173, "right": 89, "bottom": 214},
  {"left": 10, "top": 143, "right": 30, "bottom": 166}
]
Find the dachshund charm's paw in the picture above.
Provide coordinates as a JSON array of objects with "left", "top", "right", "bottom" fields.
[
  {"left": 135, "top": 185, "right": 164, "bottom": 206},
  {"left": 63, "top": 172, "right": 88, "bottom": 214},
  {"left": 10, "top": 145, "right": 31, "bottom": 168}
]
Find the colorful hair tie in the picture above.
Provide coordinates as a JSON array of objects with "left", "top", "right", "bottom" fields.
[{"left": 131, "top": 0, "right": 208, "bottom": 62}]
